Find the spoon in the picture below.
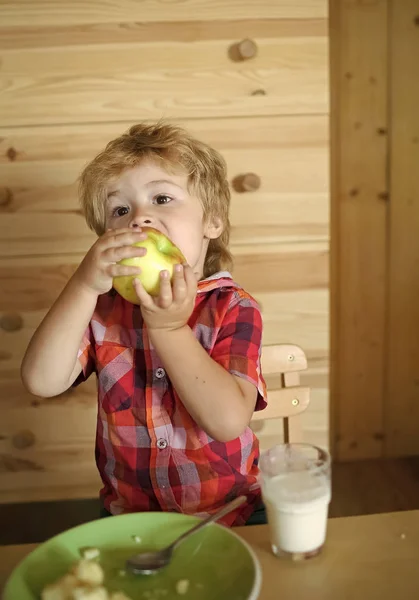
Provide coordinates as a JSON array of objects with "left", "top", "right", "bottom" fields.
[{"left": 126, "top": 495, "right": 247, "bottom": 574}]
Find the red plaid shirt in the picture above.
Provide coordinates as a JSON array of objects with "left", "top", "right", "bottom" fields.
[{"left": 75, "top": 272, "right": 267, "bottom": 526}]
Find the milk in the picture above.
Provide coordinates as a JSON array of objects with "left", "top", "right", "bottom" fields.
[{"left": 262, "top": 470, "right": 331, "bottom": 556}]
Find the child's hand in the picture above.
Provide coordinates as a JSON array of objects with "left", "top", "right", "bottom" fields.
[
  {"left": 74, "top": 228, "right": 148, "bottom": 295},
  {"left": 134, "top": 264, "right": 197, "bottom": 331}
]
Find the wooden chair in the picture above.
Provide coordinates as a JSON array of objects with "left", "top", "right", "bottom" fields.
[{"left": 251, "top": 344, "right": 310, "bottom": 443}]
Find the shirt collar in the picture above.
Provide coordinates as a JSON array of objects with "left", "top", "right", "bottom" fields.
[{"left": 197, "top": 271, "right": 236, "bottom": 294}]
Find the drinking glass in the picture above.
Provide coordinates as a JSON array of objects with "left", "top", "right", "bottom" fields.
[{"left": 260, "top": 443, "right": 331, "bottom": 560}]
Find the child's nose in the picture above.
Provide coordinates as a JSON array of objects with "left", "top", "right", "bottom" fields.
[{"left": 129, "top": 208, "right": 153, "bottom": 229}]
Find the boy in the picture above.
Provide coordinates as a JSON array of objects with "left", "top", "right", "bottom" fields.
[{"left": 21, "top": 122, "right": 267, "bottom": 526}]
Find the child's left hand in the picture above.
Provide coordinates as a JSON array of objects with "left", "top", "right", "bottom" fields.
[{"left": 134, "top": 264, "right": 197, "bottom": 331}]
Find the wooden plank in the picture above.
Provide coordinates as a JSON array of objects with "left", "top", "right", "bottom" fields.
[
  {"left": 328, "top": 0, "right": 340, "bottom": 463},
  {"left": 0, "top": 19, "right": 327, "bottom": 51},
  {"left": 330, "top": 0, "right": 389, "bottom": 460},
  {"left": 234, "top": 248, "right": 328, "bottom": 292},
  {"left": 0, "top": 1, "right": 327, "bottom": 27},
  {"left": 0, "top": 214, "right": 96, "bottom": 257},
  {"left": 251, "top": 387, "right": 310, "bottom": 422},
  {"left": 253, "top": 388, "right": 329, "bottom": 451},
  {"left": 385, "top": 0, "right": 419, "bottom": 457},
  {"left": 1, "top": 38, "right": 326, "bottom": 76},
  {"left": 0, "top": 42, "right": 328, "bottom": 125},
  {"left": 0, "top": 115, "right": 328, "bottom": 163},
  {"left": 256, "top": 289, "right": 328, "bottom": 352}
]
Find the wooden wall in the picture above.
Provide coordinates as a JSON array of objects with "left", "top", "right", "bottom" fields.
[
  {"left": 0, "top": 1, "right": 329, "bottom": 503},
  {"left": 331, "top": 0, "right": 419, "bottom": 460}
]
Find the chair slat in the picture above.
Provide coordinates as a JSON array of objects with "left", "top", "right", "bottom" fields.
[
  {"left": 252, "top": 387, "right": 310, "bottom": 422},
  {"left": 262, "top": 344, "right": 307, "bottom": 375}
]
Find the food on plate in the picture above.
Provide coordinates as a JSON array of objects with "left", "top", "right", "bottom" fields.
[
  {"left": 131, "top": 535, "right": 142, "bottom": 544},
  {"left": 40, "top": 542, "right": 194, "bottom": 599},
  {"left": 112, "top": 227, "right": 186, "bottom": 302},
  {"left": 40, "top": 556, "right": 132, "bottom": 600},
  {"left": 80, "top": 548, "right": 101, "bottom": 561},
  {"left": 73, "top": 560, "right": 104, "bottom": 586},
  {"left": 175, "top": 579, "right": 190, "bottom": 595}
]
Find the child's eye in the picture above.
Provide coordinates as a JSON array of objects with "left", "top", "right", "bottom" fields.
[
  {"left": 153, "top": 194, "right": 172, "bottom": 205},
  {"left": 113, "top": 206, "right": 129, "bottom": 217}
]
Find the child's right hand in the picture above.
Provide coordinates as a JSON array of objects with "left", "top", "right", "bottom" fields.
[{"left": 73, "top": 228, "right": 148, "bottom": 295}]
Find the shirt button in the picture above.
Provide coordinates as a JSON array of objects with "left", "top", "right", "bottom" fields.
[
  {"left": 157, "top": 438, "right": 168, "bottom": 450},
  {"left": 155, "top": 368, "right": 165, "bottom": 379}
]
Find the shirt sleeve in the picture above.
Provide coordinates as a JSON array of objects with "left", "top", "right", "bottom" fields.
[
  {"left": 72, "top": 323, "right": 96, "bottom": 387},
  {"left": 211, "top": 294, "right": 267, "bottom": 412}
]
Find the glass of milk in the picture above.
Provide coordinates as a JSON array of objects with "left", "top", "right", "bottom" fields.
[{"left": 260, "top": 443, "right": 331, "bottom": 560}]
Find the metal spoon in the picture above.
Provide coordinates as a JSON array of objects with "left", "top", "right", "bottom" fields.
[{"left": 126, "top": 495, "right": 247, "bottom": 574}]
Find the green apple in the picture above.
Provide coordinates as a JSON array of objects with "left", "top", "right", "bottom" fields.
[{"left": 113, "top": 227, "right": 186, "bottom": 303}]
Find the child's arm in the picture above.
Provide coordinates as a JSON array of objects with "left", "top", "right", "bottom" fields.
[
  {"left": 149, "top": 325, "right": 257, "bottom": 442},
  {"left": 21, "top": 277, "right": 98, "bottom": 397},
  {"left": 21, "top": 228, "right": 147, "bottom": 398},
  {"left": 134, "top": 265, "right": 263, "bottom": 442}
]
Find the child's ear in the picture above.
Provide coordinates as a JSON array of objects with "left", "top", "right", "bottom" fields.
[{"left": 204, "top": 216, "right": 223, "bottom": 240}]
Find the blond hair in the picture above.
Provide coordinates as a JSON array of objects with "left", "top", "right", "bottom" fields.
[{"left": 79, "top": 121, "right": 232, "bottom": 277}]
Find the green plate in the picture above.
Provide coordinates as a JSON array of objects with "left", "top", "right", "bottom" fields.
[{"left": 3, "top": 512, "right": 261, "bottom": 599}]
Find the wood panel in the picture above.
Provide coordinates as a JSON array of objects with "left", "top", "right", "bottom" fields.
[
  {"left": 0, "top": 1, "right": 327, "bottom": 27},
  {"left": 385, "top": 0, "right": 419, "bottom": 457},
  {"left": 0, "top": 42, "right": 327, "bottom": 126},
  {"left": 330, "top": 0, "right": 389, "bottom": 460},
  {"left": 0, "top": 115, "right": 327, "bottom": 163},
  {"left": 1, "top": 37, "right": 325, "bottom": 75},
  {"left": 0, "top": 19, "right": 327, "bottom": 51}
]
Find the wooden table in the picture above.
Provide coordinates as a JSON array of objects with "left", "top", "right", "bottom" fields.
[{"left": 1, "top": 510, "right": 419, "bottom": 599}]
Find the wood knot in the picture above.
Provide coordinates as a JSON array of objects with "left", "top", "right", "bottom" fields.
[
  {"left": 12, "top": 430, "right": 36, "bottom": 449},
  {"left": 229, "top": 38, "right": 258, "bottom": 62},
  {"left": 6, "top": 147, "right": 17, "bottom": 161},
  {"left": 0, "top": 187, "right": 13, "bottom": 207},
  {"left": 232, "top": 173, "right": 261, "bottom": 193},
  {"left": 349, "top": 187, "right": 359, "bottom": 198},
  {"left": 251, "top": 89, "right": 266, "bottom": 96},
  {"left": 0, "top": 313, "right": 23, "bottom": 332}
]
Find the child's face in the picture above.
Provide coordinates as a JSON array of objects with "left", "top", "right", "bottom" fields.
[{"left": 105, "top": 161, "right": 222, "bottom": 278}]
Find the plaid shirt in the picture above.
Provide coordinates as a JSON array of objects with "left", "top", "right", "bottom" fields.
[{"left": 75, "top": 271, "right": 267, "bottom": 526}]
